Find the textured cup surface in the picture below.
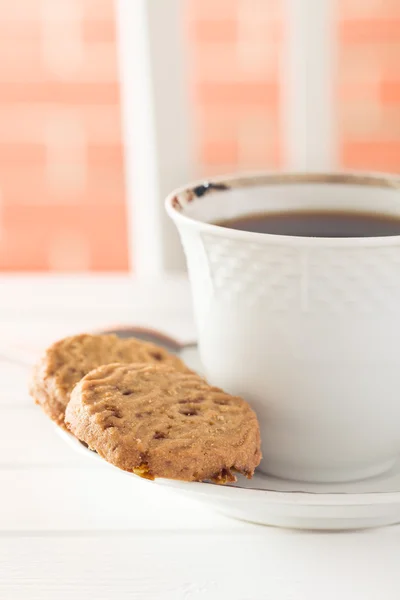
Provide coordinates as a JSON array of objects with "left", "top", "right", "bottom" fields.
[{"left": 166, "top": 173, "right": 400, "bottom": 482}]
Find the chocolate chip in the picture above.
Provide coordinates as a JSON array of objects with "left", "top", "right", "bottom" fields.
[
  {"left": 179, "top": 408, "right": 199, "bottom": 416},
  {"left": 104, "top": 405, "right": 122, "bottom": 419},
  {"left": 179, "top": 396, "right": 204, "bottom": 405}
]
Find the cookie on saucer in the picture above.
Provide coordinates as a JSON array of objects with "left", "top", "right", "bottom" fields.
[
  {"left": 30, "top": 333, "right": 191, "bottom": 427},
  {"left": 65, "top": 362, "right": 261, "bottom": 483}
]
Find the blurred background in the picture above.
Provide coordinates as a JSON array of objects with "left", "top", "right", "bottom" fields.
[{"left": 0, "top": 0, "right": 399, "bottom": 272}]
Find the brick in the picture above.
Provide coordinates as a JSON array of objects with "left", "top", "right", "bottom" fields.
[
  {"left": 237, "top": 115, "right": 279, "bottom": 146},
  {"left": 236, "top": 41, "right": 280, "bottom": 79},
  {"left": 196, "top": 81, "right": 279, "bottom": 106},
  {"left": 341, "top": 141, "right": 400, "bottom": 171},
  {"left": 338, "top": 42, "right": 400, "bottom": 85},
  {"left": 338, "top": 46, "right": 380, "bottom": 84},
  {"left": 86, "top": 143, "right": 123, "bottom": 165},
  {"left": 78, "top": 167, "right": 125, "bottom": 204},
  {"left": 237, "top": 15, "right": 283, "bottom": 45},
  {"left": 0, "top": 143, "right": 46, "bottom": 165},
  {"left": 0, "top": 40, "right": 42, "bottom": 81},
  {"left": 237, "top": 0, "right": 282, "bottom": 20},
  {"left": 0, "top": 237, "right": 50, "bottom": 271},
  {"left": 48, "top": 231, "right": 91, "bottom": 271},
  {"left": 238, "top": 140, "right": 280, "bottom": 169},
  {"left": 195, "top": 163, "right": 240, "bottom": 178},
  {"left": 381, "top": 81, "right": 400, "bottom": 103},
  {"left": 83, "top": 0, "right": 116, "bottom": 20},
  {"left": 83, "top": 18, "right": 116, "bottom": 42},
  {"left": 0, "top": 104, "right": 122, "bottom": 144},
  {"left": 338, "top": 0, "right": 400, "bottom": 19},
  {"left": 186, "top": 0, "right": 239, "bottom": 21},
  {"left": 0, "top": 1, "right": 42, "bottom": 22},
  {"left": 200, "top": 139, "right": 239, "bottom": 165},
  {"left": 196, "top": 102, "right": 279, "bottom": 123},
  {"left": 190, "top": 41, "right": 279, "bottom": 82},
  {"left": 340, "top": 19, "right": 400, "bottom": 43},
  {"left": 0, "top": 41, "right": 118, "bottom": 84},
  {"left": 0, "top": 82, "right": 119, "bottom": 104},
  {"left": 0, "top": 20, "right": 41, "bottom": 39},
  {"left": 194, "top": 102, "right": 280, "bottom": 169},
  {"left": 339, "top": 82, "right": 379, "bottom": 101},
  {"left": 339, "top": 103, "right": 381, "bottom": 139},
  {"left": 378, "top": 106, "right": 400, "bottom": 137},
  {"left": 195, "top": 107, "right": 239, "bottom": 141},
  {"left": 190, "top": 19, "right": 238, "bottom": 43},
  {"left": 79, "top": 105, "right": 123, "bottom": 142},
  {"left": 0, "top": 203, "right": 129, "bottom": 271},
  {"left": 0, "top": 166, "right": 125, "bottom": 205},
  {"left": 190, "top": 42, "right": 239, "bottom": 81},
  {"left": 42, "top": 41, "right": 118, "bottom": 83},
  {"left": 61, "top": 42, "right": 118, "bottom": 83}
]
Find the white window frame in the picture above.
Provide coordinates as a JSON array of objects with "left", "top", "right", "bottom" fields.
[
  {"left": 116, "top": 0, "right": 193, "bottom": 276},
  {"left": 282, "top": 0, "right": 336, "bottom": 171}
]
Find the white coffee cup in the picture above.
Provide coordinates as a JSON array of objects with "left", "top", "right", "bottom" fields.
[{"left": 166, "top": 172, "right": 400, "bottom": 483}]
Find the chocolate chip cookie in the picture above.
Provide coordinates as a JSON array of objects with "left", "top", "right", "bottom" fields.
[
  {"left": 65, "top": 362, "right": 261, "bottom": 483},
  {"left": 30, "top": 333, "right": 191, "bottom": 427}
]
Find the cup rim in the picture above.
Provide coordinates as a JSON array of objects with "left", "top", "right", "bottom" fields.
[{"left": 165, "top": 170, "right": 400, "bottom": 247}]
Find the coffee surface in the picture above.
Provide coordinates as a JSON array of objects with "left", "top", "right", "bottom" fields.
[{"left": 215, "top": 210, "right": 400, "bottom": 238}]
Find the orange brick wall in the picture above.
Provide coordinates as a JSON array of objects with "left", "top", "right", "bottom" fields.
[
  {"left": 338, "top": 0, "right": 400, "bottom": 171},
  {"left": 186, "top": 0, "right": 282, "bottom": 177},
  {"left": 0, "top": 0, "right": 128, "bottom": 271},
  {"left": 1, "top": 1, "right": 400, "bottom": 271}
]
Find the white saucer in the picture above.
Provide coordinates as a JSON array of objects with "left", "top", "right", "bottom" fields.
[{"left": 56, "top": 328, "right": 400, "bottom": 531}]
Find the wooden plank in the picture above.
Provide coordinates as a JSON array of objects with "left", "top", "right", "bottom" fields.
[
  {"left": 1, "top": 529, "right": 399, "bottom": 600},
  {"left": 0, "top": 362, "right": 31, "bottom": 406},
  {"left": 0, "top": 275, "right": 192, "bottom": 312},
  {"left": 0, "top": 408, "right": 87, "bottom": 465},
  {"left": 0, "top": 467, "right": 242, "bottom": 531}
]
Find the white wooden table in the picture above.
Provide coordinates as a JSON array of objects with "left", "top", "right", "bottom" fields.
[{"left": 1, "top": 275, "right": 400, "bottom": 600}]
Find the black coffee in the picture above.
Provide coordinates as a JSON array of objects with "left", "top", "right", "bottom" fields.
[{"left": 215, "top": 210, "right": 400, "bottom": 238}]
